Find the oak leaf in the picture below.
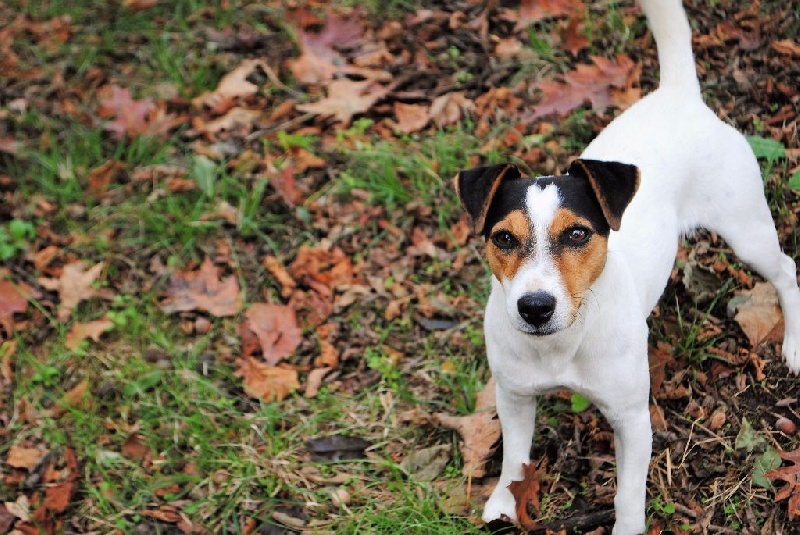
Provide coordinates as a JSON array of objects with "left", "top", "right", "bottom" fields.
[
  {"left": 160, "top": 258, "right": 242, "bottom": 317},
  {"left": 296, "top": 79, "right": 389, "bottom": 125},
  {"left": 243, "top": 303, "right": 303, "bottom": 365},
  {"left": 508, "top": 463, "right": 544, "bottom": 531},
  {"left": 38, "top": 261, "right": 108, "bottom": 321},
  {"left": 235, "top": 356, "right": 299, "bottom": 402},
  {"left": 393, "top": 102, "right": 430, "bottom": 134},
  {"left": 65, "top": 318, "right": 114, "bottom": 350},
  {"left": 433, "top": 377, "right": 501, "bottom": 478},
  {"left": 530, "top": 54, "right": 636, "bottom": 119},
  {"left": 98, "top": 85, "right": 156, "bottom": 139},
  {"left": 765, "top": 449, "right": 800, "bottom": 520},
  {"left": 193, "top": 58, "right": 271, "bottom": 108},
  {"left": 733, "top": 282, "right": 783, "bottom": 347},
  {"left": 515, "top": 0, "right": 585, "bottom": 30}
]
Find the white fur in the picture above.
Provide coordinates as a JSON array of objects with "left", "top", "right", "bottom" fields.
[{"left": 482, "top": 0, "right": 800, "bottom": 532}]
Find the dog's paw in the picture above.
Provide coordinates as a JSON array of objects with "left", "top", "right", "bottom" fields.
[
  {"left": 782, "top": 331, "right": 800, "bottom": 375},
  {"left": 482, "top": 487, "right": 517, "bottom": 524}
]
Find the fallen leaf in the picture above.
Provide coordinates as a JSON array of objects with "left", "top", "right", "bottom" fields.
[
  {"left": 193, "top": 58, "right": 272, "bottom": 108},
  {"left": 98, "top": 85, "right": 156, "bottom": 139},
  {"left": 515, "top": 0, "right": 585, "bottom": 30},
  {"left": 296, "top": 79, "right": 389, "bottom": 125},
  {"left": 122, "top": 433, "right": 151, "bottom": 462},
  {"left": 765, "top": 449, "right": 800, "bottom": 520},
  {"left": 508, "top": 463, "right": 544, "bottom": 531},
  {"left": 305, "top": 366, "right": 332, "bottom": 398},
  {"left": 235, "top": 357, "right": 299, "bottom": 403},
  {"left": 198, "top": 107, "right": 261, "bottom": 135},
  {"left": 733, "top": 282, "right": 783, "bottom": 347},
  {"left": 0, "top": 280, "right": 30, "bottom": 333},
  {"left": 393, "top": 102, "right": 430, "bottom": 134},
  {"left": 43, "top": 448, "right": 78, "bottom": 513},
  {"left": 160, "top": 258, "right": 242, "bottom": 317},
  {"left": 400, "top": 444, "right": 450, "bottom": 481},
  {"left": 429, "top": 92, "right": 475, "bottom": 128},
  {"left": 530, "top": 55, "right": 636, "bottom": 119},
  {"left": 38, "top": 261, "right": 107, "bottom": 321},
  {"left": 7, "top": 446, "right": 46, "bottom": 470},
  {"left": 433, "top": 377, "right": 501, "bottom": 478},
  {"left": 123, "top": 0, "right": 158, "bottom": 10},
  {"left": 263, "top": 256, "right": 297, "bottom": 298},
  {"left": 243, "top": 303, "right": 303, "bottom": 365},
  {"left": 772, "top": 39, "right": 800, "bottom": 57},
  {"left": 65, "top": 318, "right": 114, "bottom": 350}
]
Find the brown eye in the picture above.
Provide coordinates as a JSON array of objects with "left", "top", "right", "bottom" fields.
[
  {"left": 491, "top": 231, "right": 519, "bottom": 250},
  {"left": 564, "top": 226, "right": 591, "bottom": 246}
]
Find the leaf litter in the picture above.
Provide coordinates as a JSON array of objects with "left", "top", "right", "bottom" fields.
[{"left": 1, "top": 0, "right": 799, "bottom": 532}]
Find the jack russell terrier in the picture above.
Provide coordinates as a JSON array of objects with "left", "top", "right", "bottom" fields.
[{"left": 454, "top": 0, "right": 800, "bottom": 532}]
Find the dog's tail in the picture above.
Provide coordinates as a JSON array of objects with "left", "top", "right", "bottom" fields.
[{"left": 638, "top": 0, "right": 701, "bottom": 95}]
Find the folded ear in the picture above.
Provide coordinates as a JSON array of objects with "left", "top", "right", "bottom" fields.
[
  {"left": 453, "top": 163, "right": 521, "bottom": 234},
  {"left": 567, "top": 159, "right": 640, "bottom": 231}
]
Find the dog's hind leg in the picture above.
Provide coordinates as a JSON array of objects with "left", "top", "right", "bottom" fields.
[{"left": 699, "top": 153, "right": 800, "bottom": 373}]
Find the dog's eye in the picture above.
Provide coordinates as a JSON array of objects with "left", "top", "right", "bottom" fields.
[
  {"left": 563, "top": 226, "right": 591, "bottom": 246},
  {"left": 491, "top": 231, "right": 519, "bottom": 250}
]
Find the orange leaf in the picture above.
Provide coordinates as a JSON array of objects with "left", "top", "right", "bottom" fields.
[
  {"left": 765, "top": 449, "right": 800, "bottom": 520},
  {"left": 160, "top": 258, "right": 242, "bottom": 317},
  {"left": 235, "top": 356, "right": 299, "bottom": 402},
  {"left": 122, "top": 433, "right": 151, "bottom": 462},
  {"left": 507, "top": 463, "right": 544, "bottom": 531},
  {"left": 515, "top": 0, "right": 585, "bottom": 30},
  {"left": 243, "top": 303, "right": 303, "bottom": 365},
  {"left": 98, "top": 85, "right": 156, "bottom": 139}
]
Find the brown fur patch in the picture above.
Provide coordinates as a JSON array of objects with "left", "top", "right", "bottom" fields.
[
  {"left": 485, "top": 210, "right": 530, "bottom": 281},
  {"left": 549, "top": 208, "right": 609, "bottom": 310}
]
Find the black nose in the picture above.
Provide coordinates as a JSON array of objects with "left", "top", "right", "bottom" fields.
[{"left": 517, "top": 292, "right": 556, "bottom": 327}]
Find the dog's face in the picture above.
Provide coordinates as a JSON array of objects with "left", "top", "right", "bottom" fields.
[{"left": 455, "top": 159, "right": 640, "bottom": 335}]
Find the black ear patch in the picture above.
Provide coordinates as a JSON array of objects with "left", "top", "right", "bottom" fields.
[
  {"left": 567, "top": 159, "right": 640, "bottom": 231},
  {"left": 454, "top": 163, "right": 521, "bottom": 234}
]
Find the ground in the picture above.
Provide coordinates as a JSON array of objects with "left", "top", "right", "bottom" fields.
[{"left": 0, "top": 0, "right": 799, "bottom": 533}]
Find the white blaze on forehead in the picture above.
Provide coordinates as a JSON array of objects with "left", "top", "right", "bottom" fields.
[{"left": 525, "top": 183, "right": 561, "bottom": 253}]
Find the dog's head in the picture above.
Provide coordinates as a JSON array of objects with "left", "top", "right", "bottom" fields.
[{"left": 455, "top": 159, "right": 640, "bottom": 335}]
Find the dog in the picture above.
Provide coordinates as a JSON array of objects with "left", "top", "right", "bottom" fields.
[{"left": 454, "top": 0, "right": 800, "bottom": 532}]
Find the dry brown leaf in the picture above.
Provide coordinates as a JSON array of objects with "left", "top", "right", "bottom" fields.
[
  {"left": 123, "top": 0, "right": 158, "bottom": 10},
  {"left": 235, "top": 356, "right": 299, "bottom": 402},
  {"left": 734, "top": 282, "right": 784, "bottom": 347},
  {"left": 296, "top": 79, "right": 389, "bottom": 125},
  {"left": 7, "top": 446, "right": 46, "bottom": 470},
  {"left": 42, "top": 448, "right": 78, "bottom": 514},
  {"left": 305, "top": 366, "right": 332, "bottom": 398},
  {"left": 507, "top": 462, "right": 544, "bottom": 531},
  {"left": 530, "top": 54, "right": 635, "bottom": 119},
  {"left": 199, "top": 107, "right": 262, "bottom": 135},
  {"left": 515, "top": 0, "right": 585, "bottom": 30},
  {"left": 65, "top": 318, "right": 114, "bottom": 350},
  {"left": 193, "top": 59, "right": 271, "bottom": 108},
  {"left": 122, "top": 433, "right": 151, "bottom": 462},
  {"left": 263, "top": 256, "right": 297, "bottom": 298},
  {"left": 765, "top": 449, "right": 800, "bottom": 520},
  {"left": 0, "top": 280, "right": 30, "bottom": 333},
  {"left": 429, "top": 92, "right": 475, "bottom": 128},
  {"left": 98, "top": 85, "right": 156, "bottom": 139},
  {"left": 243, "top": 303, "right": 303, "bottom": 365},
  {"left": 393, "top": 102, "right": 430, "bottom": 134},
  {"left": 87, "top": 160, "right": 125, "bottom": 197},
  {"left": 772, "top": 39, "right": 800, "bottom": 57},
  {"left": 433, "top": 377, "right": 500, "bottom": 478},
  {"left": 160, "top": 258, "right": 242, "bottom": 317},
  {"left": 38, "top": 261, "right": 107, "bottom": 321}
]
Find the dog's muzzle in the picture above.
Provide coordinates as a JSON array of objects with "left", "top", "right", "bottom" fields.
[{"left": 517, "top": 291, "right": 556, "bottom": 328}]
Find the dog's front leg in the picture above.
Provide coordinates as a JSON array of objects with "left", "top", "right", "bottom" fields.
[
  {"left": 609, "top": 405, "right": 651, "bottom": 535},
  {"left": 482, "top": 383, "right": 537, "bottom": 523}
]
